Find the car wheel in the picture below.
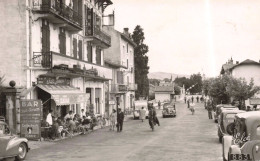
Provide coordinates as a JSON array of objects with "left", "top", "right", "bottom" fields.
[{"left": 16, "top": 142, "right": 27, "bottom": 160}]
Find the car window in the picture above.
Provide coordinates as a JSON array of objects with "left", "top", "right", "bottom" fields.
[
  {"left": 257, "top": 126, "right": 260, "bottom": 136},
  {"left": 226, "top": 114, "right": 236, "bottom": 119}
]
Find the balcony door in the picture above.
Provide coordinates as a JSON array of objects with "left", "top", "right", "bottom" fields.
[
  {"left": 87, "top": 42, "right": 92, "bottom": 63},
  {"left": 59, "top": 28, "right": 66, "bottom": 55},
  {"left": 42, "top": 19, "right": 50, "bottom": 53},
  {"left": 96, "top": 47, "right": 101, "bottom": 65}
]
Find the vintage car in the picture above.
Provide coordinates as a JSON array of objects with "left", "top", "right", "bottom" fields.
[
  {"left": 0, "top": 121, "right": 29, "bottom": 160},
  {"left": 133, "top": 100, "right": 149, "bottom": 119},
  {"left": 162, "top": 103, "right": 176, "bottom": 118},
  {"left": 214, "top": 104, "right": 238, "bottom": 123},
  {"left": 222, "top": 111, "right": 260, "bottom": 161},
  {"left": 217, "top": 109, "right": 245, "bottom": 143}
]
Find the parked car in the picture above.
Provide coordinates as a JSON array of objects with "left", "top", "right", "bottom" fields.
[
  {"left": 162, "top": 103, "right": 176, "bottom": 118},
  {"left": 0, "top": 121, "right": 29, "bottom": 160},
  {"left": 214, "top": 104, "right": 238, "bottom": 123},
  {"left": 133, "top": 100, "right": 149, "bottom": 119},
  {"left": 222, "top": 111, "right": 260, "bottom": 161},
  {"left": 217, "top": 109, "right": 245, "bottom": 143}
]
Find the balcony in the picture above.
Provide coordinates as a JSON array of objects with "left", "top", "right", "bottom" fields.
[
  {"left": 128, "top": 83, "right": 138, "bottom": 91},
  {"left": 32, "top": 51, "right": 112, "bottom": 80},
  {"left": 32, "top": 0, "right": 83, "bottom": 31},
  {"left": 110, "top": 84, "right": 128, "bottom": 94},
  {"left": 85, "top": 26, "right": 111, "bottom": 48}
]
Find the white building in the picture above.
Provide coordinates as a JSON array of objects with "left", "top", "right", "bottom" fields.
[
  {"left": 154, "top": 86, "right": 175, "bottom": 103},
  {"left": 0, "top": 0, "right": 113, "bottom": 132},
  {"left": 103, "top": 26, "right": 137, "bottom": 113}
]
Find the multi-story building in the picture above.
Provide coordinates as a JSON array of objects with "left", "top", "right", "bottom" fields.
[
  {"left": 0, "top": 0, "right": 113, "bottom": 132},
  {"left": 103, "top": 27, "right": 137, "bottom": 113}
]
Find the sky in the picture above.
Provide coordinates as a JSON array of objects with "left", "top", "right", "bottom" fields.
[{"left": 104, "top": 0, "right": 260, "bottom": 77}]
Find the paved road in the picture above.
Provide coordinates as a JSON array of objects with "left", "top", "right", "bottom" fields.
[{"left": 26, "top": 102, "right": 222, "bottom": 161}]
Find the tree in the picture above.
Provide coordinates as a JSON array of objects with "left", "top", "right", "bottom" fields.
[
  {"left": 174, "top": 77, "right": 191, "bottom": 90},
  {"left": 149, "top": 79, "right": 160, "bottom": 86},
  {"left": 174, "top": 85, "right": 181, "bottom": 95},
  {"left": 132, "top": 25, "right": 149, "bottom": 99},
  {"left": 189, "top": 73, "right": 203, "bottom": 94}
]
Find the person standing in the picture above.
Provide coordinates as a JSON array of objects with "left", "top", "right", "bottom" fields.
[
  {"left": 158, "top": 101, "right": 161, "bottom": 109},
  {"left": 187, "top": 99, "right": 190, "bottom": 108},
  {"left": 184, "top": 96, "right": 186, "bottom": 104},
  {"left": 191, "top": 96, "right": 194, "bottom": 103},
  {"left": 46, "top": 109, "right": 53, "bottom": 126},
  {"left": 110, "top": 109, "right": 117, "bottom": 131},
  {"left": 207, "top": 100, "right": 213, "bottom": 119},
  {"left": 139, "top": 107, "right": 146, "bottom": 122},
  {"left": 117, "top": 108, "right": 124, "bottom": 132},
  {"left": 196, "top": 96, "right": 199, "bottom": 103}
]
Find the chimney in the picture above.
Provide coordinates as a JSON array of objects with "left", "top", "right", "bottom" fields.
[
  {"left": 236, "top": 61, "right": 239, "bottom": 64},
  {"left": 123, "top": 28, "right": 129, "bottom": 35}
]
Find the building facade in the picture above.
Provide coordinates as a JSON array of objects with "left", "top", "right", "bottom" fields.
[
  {"left": 103, "top": 26, "right": 137, "bottom": 113},
  {"left": 0, "top": 0, "right": 113, "bottom": 133}
]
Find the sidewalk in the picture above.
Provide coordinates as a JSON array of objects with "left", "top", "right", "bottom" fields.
[{"left": 30, "top": 114, "right": 134, "bottom": 150}]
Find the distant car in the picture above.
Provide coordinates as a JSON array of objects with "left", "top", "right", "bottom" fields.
[
  {"left": 0, "top": 121, "right": 29, "bottom": 160},
  {"left": 214, "top": 104, "right": 238, "bottom": 123},
  {"left": 222, "top": 111, "right": 260, "bottom": 161},
  {"left": 133, "top": 108, "right": 149, "bottom": 119},
  {"left": 162, "top": 103, "right": 176, "bottom": 118},
  {"left": 217, "top": 109, "right": 245, "bottom": 143}
]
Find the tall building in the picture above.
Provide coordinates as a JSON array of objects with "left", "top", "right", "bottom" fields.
[
  {"left": 103, "top": 26, "right": 137, "bottom": 113},
  {"left": 0, "top": 0, "right": 113, "bottom": 132}
]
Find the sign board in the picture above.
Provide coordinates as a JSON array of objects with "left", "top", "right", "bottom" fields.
[
  {"left": 52, "top": 94, "right": 90, "bottom": 106},
  {"left": 37, "top": 76, "right": 70, "bottom": 86},
  {"left": 20, "top": 100, "right": 42, "bottom": 140},
  {"left": 249, "top": 98, "right": 260, "bottom": 105}
]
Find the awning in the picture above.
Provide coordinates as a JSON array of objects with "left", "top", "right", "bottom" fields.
[{"left": 37, "top": 85, "right": 89, "bottom": 106}]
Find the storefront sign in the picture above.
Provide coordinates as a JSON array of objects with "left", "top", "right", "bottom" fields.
[
  {"left": 37, "top": 76, "right": 70, "bottom": 86},
  {"left": 20, "top": 100, "right": 42, "bottom": 140},
  {"left": 250, "top": 98, "right": 260, "bottom": 105},
  {"left": 52, "top": 94, "right": 90, "bottom": 106}
]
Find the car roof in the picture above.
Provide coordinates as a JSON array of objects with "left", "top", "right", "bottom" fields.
[
  {"left": 236, "top": 111, "right": 260, "bottom": 120},
  {"left": 221, "top": 110, "right": 245, "bottom": 115}
]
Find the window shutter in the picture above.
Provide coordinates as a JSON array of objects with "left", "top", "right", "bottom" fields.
[
  {"left": 87, "top": 42, "right": 92, "bottom": 63},
  {"left": 78, "top": 40, "right": 82, "bottom": 60},
  {"left": 96, "top": 47, "right": 101, "bottom": 65}
]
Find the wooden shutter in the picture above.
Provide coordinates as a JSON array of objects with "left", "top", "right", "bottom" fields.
[
  {"left": 87, "top": 42, "right": 92, "bottom": 63},
  {"left": 73, "top": 38, "right": 77, "bottom": 58},
  {"left": 42, "top": 20, "right": 50, "bottom": 53},
  {"left": 59, "top": 28, "right": 66, "bottom": 55},
  {"left": 96, "top": 47, "right": 101, "bottom": 65},
  {"left": 78, "top": 40, "right": 82, "bottom": 60}
]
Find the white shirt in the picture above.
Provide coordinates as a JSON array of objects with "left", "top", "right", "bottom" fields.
[{"left": 46, "top": 113, "right": 53, "bottom": 126}]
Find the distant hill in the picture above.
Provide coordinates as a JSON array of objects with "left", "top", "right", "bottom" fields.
[{"left": 148, "top": 72, "right": 189, "bottom": 80}]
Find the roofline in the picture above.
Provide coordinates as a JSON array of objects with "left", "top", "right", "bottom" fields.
[
  {"left": 120, "top": 33, "right": 137, "bottom": 47},
  {"left": 104, "top": 60, "right": 127, "bottom": 69},
  {"left": 230, "top": 61, "right": 260, "bottom": 71}
]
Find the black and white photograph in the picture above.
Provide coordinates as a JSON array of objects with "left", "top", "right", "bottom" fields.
[{"left": 0, "top": 0, "right": 260, "bottom": 161}]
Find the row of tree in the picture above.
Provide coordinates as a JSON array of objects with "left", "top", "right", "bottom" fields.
[{"left": 202, "top": 75, "right": 260, "bottom": 108}]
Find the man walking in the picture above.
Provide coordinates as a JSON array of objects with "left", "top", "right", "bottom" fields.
[
  {"left": 158, "top": 101, "right": 161, "bottom": 110},
  {"left": 191, "top": 96, "right": 194, "bottom": 103},
  {"left": 184, "top": 96, "right": 187, "bottom": 104},
  {"left": 117, "top": 108, "right": 124, "bottom": 132},
  {"left": 207, "top": 100, "right": 213, "bottom": 119},
  {"left": 139, "top": 107, "right": 146, "bottom": 122},
  {"left": 196, "top": 96, "right": 199, "bottom": 103}
]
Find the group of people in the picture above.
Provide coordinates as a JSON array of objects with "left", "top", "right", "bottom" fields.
[
  {"left": 109, "top": 108, "right": 125, "bottom": 132},
  {"left": 184, "top": 95, "right": 204, "bottom": 104}
]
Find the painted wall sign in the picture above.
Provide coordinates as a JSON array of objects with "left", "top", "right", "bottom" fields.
[
  {"left": 37, "top": 76, "right": 70, "bottom": 86},
  {"left": 20, "top": 100, "right": 42, "bottom": 140}
]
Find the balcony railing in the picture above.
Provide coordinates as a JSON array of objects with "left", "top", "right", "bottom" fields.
[
  {"left": 32, "top": 51, "right": 112, "bottom": 79},
  {"left": 128, "top": 83, "right": 138, "bottom": 91},
  {"left": 32, "top": 0, "right": 82, "bottom": 29},
  {"left": 85, "top": 26, "right": 111, "bottom": 48},
  {"left": 110, "top": 84, "right": 128, "bottom": 93}
]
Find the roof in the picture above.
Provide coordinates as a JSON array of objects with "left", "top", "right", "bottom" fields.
[
  {"left": 221, "top": 109, "right": 245, "bottom": 115},
  {"left": 120, "top": 33, "right": 137, "bottom": 47},
  {"left": 230, "top": 59, "right": 260, "bottom": 71},
  {"left": 220, "top": 63, "right": 235, "bottom": 74},
  {"left": 236, "top": 111, "right": 260, "bottom": 120},
  {"left": 154, "top": 86, "right": 174, "bottom": 93},
  {"left": 104, "top": 60, "right": 127, "bottom": 69}
]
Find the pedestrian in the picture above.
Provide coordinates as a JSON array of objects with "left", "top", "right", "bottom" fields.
[
  {"left": 46, "top": 109, "right": 53, "bottom": 126},
  {"left": 187, "top": 99, "right": 190, "bottom": 108},
  {"left": 207, "top": 100, "right": 213, "bottom": 119},
  {"left": 158, "top": 101, "right": 161, "bottom": 109},
  {"left": 64, "top": 111, "right": 74, "bottom": 122},
  {"left": 174, "top": 96, "right": 176, "bottom": 102},
  {"left": 184, "top": 96, "right": 187, "bottom": 104},
  {"left": 190, "top": 103, "right": 195, "bottom": 115},
  {"left": 117, "top": 108, "right": 124, "bottom": 132},
  {"left": 139, "top": 107, "right": 146, "bottom": 122},
  {"left": 191, "top": 96, "right": 194, "bottom": 103},
  {"left": 110, "top": 109, "right": 117, "bottom": 131},
  {"left": 196, "top": 96, "right": 199, "bottom": 103}
]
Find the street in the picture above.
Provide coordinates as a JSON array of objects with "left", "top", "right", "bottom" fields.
[{"left": 25, "top": 101, "right": 222, "bottom": 161}]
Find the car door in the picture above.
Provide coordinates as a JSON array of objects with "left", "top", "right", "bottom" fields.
[{"left": 223, "top": 113, "right": 236, "bottom": 135}]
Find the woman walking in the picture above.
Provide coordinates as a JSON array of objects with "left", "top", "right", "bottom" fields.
[{"left": 110, "top": 109, "right": 117, "bottom": 131}]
